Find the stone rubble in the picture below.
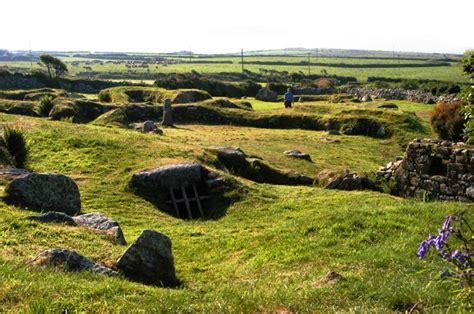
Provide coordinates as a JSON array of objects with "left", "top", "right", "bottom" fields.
[{"left": 348, "top": 87, "right": 460, "bottom": 104}]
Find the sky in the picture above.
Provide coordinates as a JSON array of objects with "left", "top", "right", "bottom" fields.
[{"left": 1, "top": 0, "right": 472, "bottom": 54}]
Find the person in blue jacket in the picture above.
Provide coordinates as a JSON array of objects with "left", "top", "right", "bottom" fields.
[{"left": 284, "top": 88, "right": 294, "bottom": 108}]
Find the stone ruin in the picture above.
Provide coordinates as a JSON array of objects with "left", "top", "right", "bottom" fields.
[
  {"left": 130, "top": 163, "right": 226, "bottom": 220},
  {"left": 377, "top": 139, "right": 473, "bottom": 201}
]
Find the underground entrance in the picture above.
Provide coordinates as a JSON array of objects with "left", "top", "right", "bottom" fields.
[{"left": 130, "top": 163, "right": 237, "bottom": 220}]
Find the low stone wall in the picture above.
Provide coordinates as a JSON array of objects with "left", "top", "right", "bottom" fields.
[
  {"left": 377, "top": 139, "right": 473, "bottom": 201},
  {"left": 347, "top": 87, "right": 460, "bottom": 104}
]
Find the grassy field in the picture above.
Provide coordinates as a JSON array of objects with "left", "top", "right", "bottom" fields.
[
  {"left": 0, "top": 55, "right": 466, "bottom": 83},
  {"left": 0, "top": 89, "right": 472, "bottom": 311}
]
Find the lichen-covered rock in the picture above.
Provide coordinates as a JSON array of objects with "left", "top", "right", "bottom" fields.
[
  {"left": 255, "top": 88, "right": 278, "bottom": 102},
  {"left": 73, "top": 213, "right": 126, "bottom": 245},
  {"left": 29, "top": 248, "right": 118, "bottom": 276},
  {"left": 26, "top": 211, "right": 76, "bottom": 225},
  {"left": 5, "top": 173, "right": 81, "bottom": 215},
  {"left": 116, "top": 229, "right": 177, "bottom": 286}
]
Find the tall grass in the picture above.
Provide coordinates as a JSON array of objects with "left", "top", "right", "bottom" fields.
[{"left": 3, "top": 126, "right": 28, "bottom": 168}]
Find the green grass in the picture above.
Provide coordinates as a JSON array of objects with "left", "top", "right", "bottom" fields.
[{"left": 0, "top": 109, "right": 472, "bottom": 311}]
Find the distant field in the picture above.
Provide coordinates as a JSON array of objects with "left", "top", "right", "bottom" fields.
[{"left": 0, "top": 54, "right": 466, "bottom": 83}]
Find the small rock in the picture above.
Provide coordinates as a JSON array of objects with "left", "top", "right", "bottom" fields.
[
  {"left": 327, "top": 129, "right": 340, "bottom": 135},
  {"left": 73, "top": 213, "right": 127, "bottom": 245},
  {"left": 142, "top": 120, "right": 157, "bottom": 132},
  {"left": 26, "top": 212, "right": 76, "bottom": 225},
  {"left": 284, "top": 150, "right": 312, "bottom": 161},
  {"left": 316, "top": 271, "right": 343, "bottom": 286},
  {"left": 132, "top": 121, "right": 163, "bottom": 135},
  {"left": 324, "top": 171, "right": 377, "bottom": 191},
  {"left": 116, "top": 229, "right": 177, "bottom": 287},
  {"left": 379, "top": 140, "right": 390, "bottom": 145},
  {"left": 319, "top": 136, "right": 340, "bottom": 144},
  {"left": 466, "top": 187, "right": 474, "bottom": 199},
  {"left": 29, "top": 248, "right": 118, "bottom": 276},
  {"left": 361, "top": 95, "right": 372, "bottom": 102}
]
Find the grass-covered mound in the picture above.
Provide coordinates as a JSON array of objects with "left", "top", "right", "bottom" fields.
[
  {"left": 49, "top": 97, "right": 112, "bottom": 123},
  {"left": 0, "top": 88, "right": 68, "bottom": 101},
  {"left": 0, "top": 113, "right": 471, "bottom": 312},
  {"left": 98, "top": 86, "right": 212, "bottom": 104},
  {"left": 91, "top": 98, "right": 428, "bottom": 142}
]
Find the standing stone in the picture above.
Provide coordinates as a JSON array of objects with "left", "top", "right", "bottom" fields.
[
  {"left": 162, "top": 98, "right": 173, "bottom": 127},
  {"left": 4, "top": 173, "right": 81, "bottom": 215},
  {"left": 116, "top": 229, "right": 177, "bottom": 287}
]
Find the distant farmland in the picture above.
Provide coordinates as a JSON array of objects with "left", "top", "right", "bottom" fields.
[{"left": 0, "top": 53, "right": 466, "bottom": 83}]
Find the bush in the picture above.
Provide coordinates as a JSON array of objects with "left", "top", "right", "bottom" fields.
[
  {"left": 3, "top": 127, "right": 28, "bottom": 168},
  {"left": 38, "top": 95, "right": 54, "bottom": 117},
  {"left": 431, "top": 101, "right": 467, "bottom": 141}
]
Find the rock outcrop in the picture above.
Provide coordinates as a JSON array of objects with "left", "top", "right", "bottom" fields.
[
  {"left": 116, "top": 230, "right": 177, "bottom": 287},
  {"left": 377, "top": 139, "right": 473, "bottom": 201},
  {"left": 5, "top": 173, "right": 81, "bottom": 215}
]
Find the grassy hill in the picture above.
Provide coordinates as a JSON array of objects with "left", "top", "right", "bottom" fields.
[{"left": 0, "top": 91, "right": 472, "bottom": 311}]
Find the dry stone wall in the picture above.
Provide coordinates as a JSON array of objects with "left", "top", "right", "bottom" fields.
[{"left": 377, "top": 139, "right": 473, "bottom": 201}]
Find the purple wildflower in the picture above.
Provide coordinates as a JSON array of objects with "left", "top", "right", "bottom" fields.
[
  {"left": 442, "top": 215, "right": 452, "bottom": 230},
  {"left": 452, "top": 250, "right": 466, "bottom": 263},
  {"left": 417, "top": 234, "right": 436, "bottom": 259},
  {"left": 434, "top": 230, "right": 449, "bottom": 250}
]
